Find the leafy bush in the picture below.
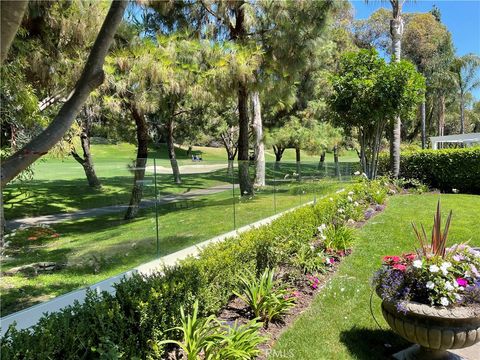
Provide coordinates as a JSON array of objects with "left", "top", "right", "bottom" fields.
[
  {"left": 1, "top": 179, "right": 391, "bottom": 358},
  {"left": 378, "top": 148, "right": 480, "bottom": 194},
  {"left": 234, "top": 268, "right": 296, "bottom": 327}
]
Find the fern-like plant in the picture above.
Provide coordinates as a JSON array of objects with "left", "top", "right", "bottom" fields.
[{"left": 412, "top": 200, "right": 452, "bottom": 258}]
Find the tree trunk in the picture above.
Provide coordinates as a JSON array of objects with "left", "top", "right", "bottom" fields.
[
  {"left": 438, "top": 95, "right": 446, "bottom": 148},
  {"left": 421, "top": 101, "right": 426, "bottom": 149},
  {"left": 232, "top": 1, "right": 252, "bottom": 196},
  {"left": 227, "top": 159, "right": 234, "bottom": 176},
  {"left": 252, "top": 91, "right": 265, "bottom": 187},
  {"left": 71, "top": 110, "right": 102, "bottom": 188},
  {"left": 273, "top": 146, "right": 284, "bottom": 170},
  {"left": 1, "top": 1, "right": 28, "bottom": 64},
  {"left": 460, "top": 93, "right": 465, "bottom": 134},
  {"left": 221, "top": 128, "right": 237, "bottom": 177},
  {"left": 0, "top": 189, "right": 4, "bottom": 246},
  {"left": 125, "top": 104, "right": 148, "bottom": 220},
  {"left": 334, "top": 145, "right": 340, "bottom": 177},
  {"left": 166, "top": 120, "right": 181, "bottom": 184},
  {"left": 237, "top": 81, "right": 253, "bottom": 196},
  {"left": 318, "top": 150, "right": 326, "bottom": 170},
  {"left": 389, "top": 10, "right": 404, "bottom": 178},
  {"left": 0, "top": 1, "right": 127, "bottom": 187},
  {"left": 295, "top": 147, "right": 301, "bottom": 181}
]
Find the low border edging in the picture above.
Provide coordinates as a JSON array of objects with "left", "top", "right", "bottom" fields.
[{"left": 0, "top": 200, "right": 314, "bottom": 336}]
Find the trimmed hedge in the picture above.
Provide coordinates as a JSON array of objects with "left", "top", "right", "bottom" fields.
[
  {"left": 1, "top": 180, "right": 390, "bottom": 359},
  {"left": 378, "top": 148, "right": 480, "bottom": 194}
]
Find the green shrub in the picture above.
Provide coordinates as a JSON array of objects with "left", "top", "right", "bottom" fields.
[
  {"left": 378, "top": 148, "right": 480, "bottom": 194},
  {"left": 1, "top": 179, "right": 391, "bottom": 358}
]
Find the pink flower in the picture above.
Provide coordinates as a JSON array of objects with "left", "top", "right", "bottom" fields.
[
  {"left": 51, "top": 233, "right": 60, "bottom": 238},
  {"left": 329, "top": 258, "right": 335, "bottom": 264},
  {"left": 456, "top": 278, "right": 468, "bottom": 287},
  {"left": 393, "top": 264, "right": 407, "bottom": 272},
  {"left": 403, "top": 253, "right": 416, "bottom": 262}
]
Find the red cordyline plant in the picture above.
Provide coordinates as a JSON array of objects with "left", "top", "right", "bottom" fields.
[{"left": 411, "top": 201, "right": 452, "bottom": 259}]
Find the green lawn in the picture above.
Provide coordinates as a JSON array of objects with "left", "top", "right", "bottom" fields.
[
  {"left": 270, "top": 194, "right": 480, "bottom": 359},
  {"left": 1, "top": 179, "right": 346, "bottom": 316},
  {"left": 4, "top": 143, "right": 358, "bottom": 219}
]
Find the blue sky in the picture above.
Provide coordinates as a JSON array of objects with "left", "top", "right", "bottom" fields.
[{"left": 351, "top": 0, "right": 480, "bottom": 100}]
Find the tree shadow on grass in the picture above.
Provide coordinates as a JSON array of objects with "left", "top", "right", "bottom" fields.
[{"left": 339, "top": 326, "right": 410, "bottom": 360}]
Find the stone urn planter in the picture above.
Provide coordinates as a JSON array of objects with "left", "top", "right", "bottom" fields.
[{"left": 381, "top": 299, "right": 480, "bottom": 360}]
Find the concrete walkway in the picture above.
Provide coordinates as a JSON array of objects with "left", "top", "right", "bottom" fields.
[{"left": 6, "top": 183, "right": 238, "bottom": 230}]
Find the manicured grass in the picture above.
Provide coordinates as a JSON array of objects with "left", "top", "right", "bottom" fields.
[
  {"left": 1, "top": 179, "right": 346, "bottom": 316},
  {"left": 4, "top": 143, "right": 358, "bottom": 219},
  {"left": 270, "top": 194, "right": 480, "bottom": 359}
]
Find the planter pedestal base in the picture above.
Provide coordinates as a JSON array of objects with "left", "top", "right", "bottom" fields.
[{"left": 393, "top": 345, "right": 464, "bottom": 360}]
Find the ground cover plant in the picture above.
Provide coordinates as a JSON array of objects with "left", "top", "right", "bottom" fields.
[
  {"left": 0, "top": 178, "right": 392, "bottom": 359},
  {"left": 270, "top": 194, "right": 480, "bottom": 359}
]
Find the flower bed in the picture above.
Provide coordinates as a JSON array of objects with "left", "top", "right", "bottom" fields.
[{"left": 1, "top": 178, "right": 403, "bottom": 359}]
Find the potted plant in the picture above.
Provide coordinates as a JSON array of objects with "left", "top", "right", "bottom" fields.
[{"left": 373, "top": 201, "right": 480, "bottom": 359}]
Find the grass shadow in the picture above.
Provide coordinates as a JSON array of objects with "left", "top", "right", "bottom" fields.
[{"left": 339, "top": 326, "right": 410, "bottom": 359}]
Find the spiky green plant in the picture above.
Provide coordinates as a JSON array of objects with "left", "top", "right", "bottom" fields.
[{"left": 412, "top": 200, "right": 452, "bottom": 258}]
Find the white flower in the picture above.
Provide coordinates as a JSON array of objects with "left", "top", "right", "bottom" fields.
[
  {"left": 440, "top": 262, "right": 451, "bottom": 276},
  {"left": 452, "top": 188, "right": 459, "bottom": 194},
  {"left": 354, "top": 201, "right": 359, "bottom": 207},
  {"left": 413, "top": 260, "right": 423, "bottom": 269},
  {"left": 426, "top": 281, "right": 435, "bottom": 289},
  {"left": 348, "top": 191, "right": 354, "bottom": 196},
  {"left": 455, "top": 294, "right": 462, "bottom": 301},
  {"left": 320, "top": 234, "right": 326, "bottom": 241},
  {"left": 329, "top": 197, "right": 334, "bottom": 201},
  {"left": 440, "top": 297, "right": 449, "bottom": 306},
  {"left": 310, "top": 245, "right": 315, "bottom": 251},
  {"left": 347, "top": 196, "right": 353, "bottom": 202},
  {"left": 354, "top": 171, "right": 361, "bottom": 175},
  {"left": 429, "top": 265, "right": 440, "bottom": 273},
  {"left": 445, "top": 281, "right": 454, "bottom": 291},
  {"left": 337, "top": 208, "right": 345, "bottom": 214}
]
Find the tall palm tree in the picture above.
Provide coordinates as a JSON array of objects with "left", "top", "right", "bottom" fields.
[
  {"left": 450, "top": 54, "right": 480, "bottom": 134},
  {"left": 366, "top": 0, "right": 406, "bottom": 176},
  {"left": 389, "top": 0, "right": 406, "bottom": 177}
]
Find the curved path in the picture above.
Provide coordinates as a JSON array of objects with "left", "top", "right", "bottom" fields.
[{"left": 6, "top": 183, "right": 238, "bottom": 230}]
